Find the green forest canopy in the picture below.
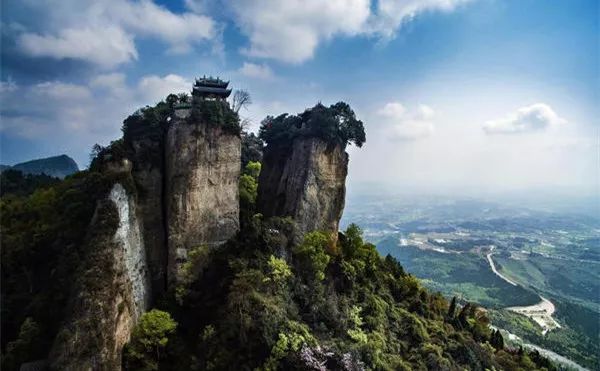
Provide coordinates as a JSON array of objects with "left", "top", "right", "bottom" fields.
[{"left": 259, "top": 102, "right": 366, "bottom": 149}]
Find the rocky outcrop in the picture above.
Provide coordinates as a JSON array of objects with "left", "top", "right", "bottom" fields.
[
  {"left": 130, "top": 137, "right": 168, "bottom": 296},
  {"left": 50, "top": 183, "right": 150, "bottom": 371},
  {"left": 257, "top": 137, "right": 348, "bottom": 240},
  {"left": 165, "top": 118, "right": 240, "bottom": 284}
]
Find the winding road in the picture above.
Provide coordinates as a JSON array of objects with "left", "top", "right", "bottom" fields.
[
  {"left": 486, "top": 247, "right": 518, "bottom": 286},
  {"left": 486, "top": 247, "right": 561, "bottom": 335}
]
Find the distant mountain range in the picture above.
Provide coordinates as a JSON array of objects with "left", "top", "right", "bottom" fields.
[{"left": 1, "top": 154, "right": 79, "bottom": 178}]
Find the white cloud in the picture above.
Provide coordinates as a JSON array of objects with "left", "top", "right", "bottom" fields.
[
  {"left": 226, "top": 0, "right": 472, "bottom": 63},
  {"left": 227, "top": 0, "right": 371, "bottom": 63},
  {"left": 378, "top": 102, "right": 435, "bottom": 140},
  {"left": 115, "top": 0, "right": 216, "bottom": 53},
  {"left": 35, "top": 81, "right": 92, "bottom": 101},
  {"left": 483, "top": 103, "right": 567, "bottom": 134},
  {"left": 416, "top": 104, "right": 435, "bottom": 120},
  {"left": 378, "top": 102, "right": 406, "bottom": 118},
  {"left": 15, "top": 0, "right": 218, "bottom": 68},
  {"left": 238, "top": 62, "right": 275, "bottom": 80},
  {"left": 91, "top": 73, "right": 127, "bottom": 91},
  {"left": 137, "top": 74, "right": 191, "bottom": 104},
  {"left": 18, "top": 26, "right": 137, "bottom": 68},
  {"left": 368, "top": 0, "right": 472, "bottom": 38},
  {"left": 13, "top": 0, "right": 472, "bottom": 67}
]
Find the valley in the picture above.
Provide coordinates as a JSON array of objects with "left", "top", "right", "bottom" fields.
[{"left": 341, "top": 193, "right": 600, "bottom": 370}]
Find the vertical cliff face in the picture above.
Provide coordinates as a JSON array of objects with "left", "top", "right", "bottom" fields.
[
  {"left": 165, "top": 118, "right": 241, "bottom": 284},
  {"left": 257, "top": 137, "right": 348, "bottom": 239},
  {"left": 50, "top": 183, "right": 150, "bottom": 371},
  {"left": 130, "top": 137, "right": 167, "bottom": 296}
]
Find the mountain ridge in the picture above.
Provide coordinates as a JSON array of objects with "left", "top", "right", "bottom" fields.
[{"left": 2, "top": 154, "right": 79, "bottom": 179}]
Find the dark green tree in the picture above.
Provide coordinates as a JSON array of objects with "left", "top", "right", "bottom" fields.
[{"left": 447, "top": 296, "right": 457, "bottom": 320}]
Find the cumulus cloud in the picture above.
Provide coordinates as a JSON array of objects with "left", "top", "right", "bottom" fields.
[
  {"left": 378, "top": 102, "right": 435, "bottom": 140},
  {"left": 11, "top": 0, "right": 472, "bottom": 67},
  {"left": 483, "top": 103, "right": 567, "bottom": 134},
  {"left": 368, "top": 0, "right": 472, "bottom": 38},
  {"left": 137, "top": 74, "right": 191, "bottom": 104},
  {"left": 0, "top": 73, "right": 193, "bottom": 165},
  {"left": 14, "top": 0, "right": 217, "bottom": 68},
  {"left": 227, "top": 0, "right": 371, "bottom": 63},
  {"left": 18, "top": 26, "right": 137, "bottom": 68},
  {"left": 226, "top": 0, "right": 471, "bottom": 63},
  {"left": 115, "top": 0, "right": 216, "bottom": 53},
  {"left": 238, "top": 62, "right": 275, "bottom": 80}
]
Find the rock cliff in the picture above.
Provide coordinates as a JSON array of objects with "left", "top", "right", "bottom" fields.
[
  {"left": 257, "top": 137, "right": 348, "bottom": 240},
  {"left": 130, "top": 136, "right": 168, "bottom": 296},
  {"left": 50, "top": 183, "right": 150, "bottom": 371},
  {"left": 165, "top": 117, "right": 241, "bottom": 284}
]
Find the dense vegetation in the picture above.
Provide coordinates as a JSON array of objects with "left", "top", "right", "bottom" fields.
[
  {"left": 259, "top": 102, "right": 365, "bottom": 149},
  {"left": 0, "top": 169, "right": 60, "bottom": 197},
  {"left": 0, "top": 170, "right": 117, "bottom": 370}
]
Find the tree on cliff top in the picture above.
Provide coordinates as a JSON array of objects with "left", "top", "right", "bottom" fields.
[{"left": 258, "top": 102, "right": 365, "bottom": 149}]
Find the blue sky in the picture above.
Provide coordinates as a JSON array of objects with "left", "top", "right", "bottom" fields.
[{"left": 1, "top": 0, "right": 597, "bottom": 194}]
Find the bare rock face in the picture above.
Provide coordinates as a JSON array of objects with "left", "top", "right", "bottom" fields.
[
  {"left": 165, "top": 119, "right": 240, "bottom": 284},
  {"left": 50, "top": 183, "right": 150, "bottom": 371},
  {"left": 130, "top": 137, "right": 168, "bottom": 296},
  {"left": 257, "top": 138, "right": 348, "bottom": 240}
]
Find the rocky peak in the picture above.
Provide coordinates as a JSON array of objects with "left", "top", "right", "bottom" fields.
[
  {"left": 256, "top": 102, "right": 364, "bottom": 243},
  {"left": 257, "top": 137, "right": 349, "bottom": 241},
  {"left": 165, "top": 112, "right": 241, "bottom": 285}
]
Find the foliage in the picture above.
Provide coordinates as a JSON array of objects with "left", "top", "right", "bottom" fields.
[
  {"left": 154, "top": 212, "right": 555, "bottom": 371},
  {"left": 0, "top": 169, "right": 60, "bottom": 197},
  {"left": 244, "top": 161, "right": 261, "bottom": 179},
  {"left": 174, "top": 245, "right": 212, "bottom": 305},
  {"left": 259, "top": 102, "right": 366, "bottom": 149},
  {"left": 188, "top": 97, "right": 240, "bottom": 135},
  {"left": 1, "top": 170, "right": 116, "bottom": 369},
  {"left": 293, "top": 231, "right": 332, "bottom": 281},
  {"left": 239, "top": 161, "right": 261, "bottom": 227},
  {"left": 124, "top": 310, "right": 178, "bottom": 371},
  {"left": 265, "top": 255, "right": 292, "bottom": 287},
  {"left": 241, "top": 132, "right": 264, "bottom": 169}
]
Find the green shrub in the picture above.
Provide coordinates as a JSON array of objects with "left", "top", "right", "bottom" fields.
[{"left": 124, "top": 310, "right": 178, "bottom": 371}]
